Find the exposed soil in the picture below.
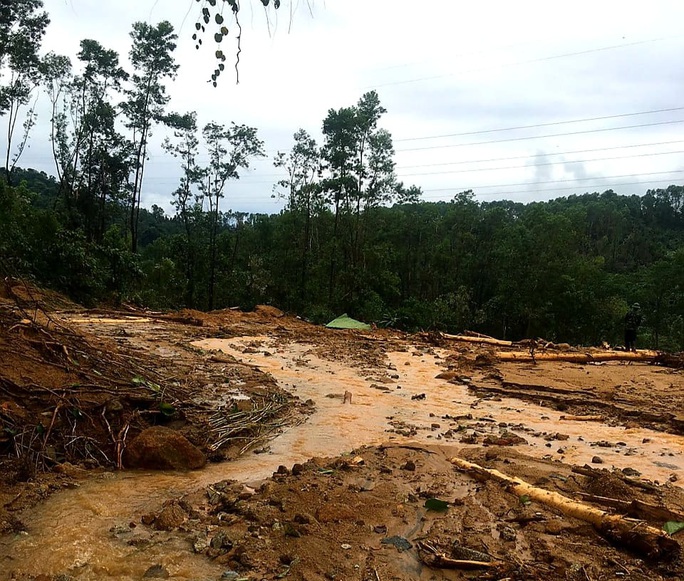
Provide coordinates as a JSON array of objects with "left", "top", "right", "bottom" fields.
[{"left": 2, "top": 283, "right": 684, "bottom": 580}]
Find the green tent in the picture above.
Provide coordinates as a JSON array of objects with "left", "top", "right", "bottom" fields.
[{"left": 325, "top": 313, "right": 371, "bottom": 330}]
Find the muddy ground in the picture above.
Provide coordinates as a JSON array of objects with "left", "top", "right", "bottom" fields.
[{"left": 2, "top": 281, "right": 684, "bottom": 580}]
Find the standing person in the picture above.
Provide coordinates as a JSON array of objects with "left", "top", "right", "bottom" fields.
[{"left": 624, "top": 303, "right": 642, "bottom": 352}]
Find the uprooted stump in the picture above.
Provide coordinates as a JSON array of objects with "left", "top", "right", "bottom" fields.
[{"left": 451, "top": 457, "right": 680, "bottom": 561}]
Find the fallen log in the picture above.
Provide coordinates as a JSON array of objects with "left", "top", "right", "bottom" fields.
[
  {"left": 576, "top": 492, "right": 684, "bottom": 523},
  {"left": 441, "top": 333, "right": 513, "bottom": 347},
  {"left": 559, "top": 414, "right": 606, "bottom": 422},
  {"left": 450, "top": 457, "right": 679, "bottom": 560},
  {"left": 571, "top": 465, "right": 658, "bottom": 493},
  {"left": 495, "top": 350, "right": 660, "bottom": 364}
]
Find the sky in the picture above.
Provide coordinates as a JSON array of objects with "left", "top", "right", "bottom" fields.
[{"left": 7, "top": 0, "right": 684, "bottom": 215}]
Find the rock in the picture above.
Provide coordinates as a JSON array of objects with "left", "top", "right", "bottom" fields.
[
  {"left": 291, "top": 463, "right": 304, "bottom": 476},
  {"left": 402, "top": 460, "right": 416, "bottom": 471},
  {"left": 591, "top": 456, "right": 604, "bottom": 464},
  {"left": 193, "top": 534, "right": 210, "bottom": 553},
  {"left": 381, "top": 536, "right": 412, "bottom": 552},
  {"left": 123, "top": 426, "right": 206, "bottom": 470},
  {"left": 341, "top": 543, "right": 352, "bottom": 550},
  {"left": 143, "top": 564, "right": 170, "bottom": 578},
  {"left": 221, "top": 571, "right": 240, "bottom": 580},
  {"left": 499, "top": 525, "right": 517, "bottom": 541},
  {"left": 154, "top": 503, "right": 187, "bottom": 531},
  {"left": 53, "top": 462, "right": 88, "bottom": 479}
]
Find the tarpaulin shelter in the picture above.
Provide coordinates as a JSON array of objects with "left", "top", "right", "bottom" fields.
[{"left": 325, "top": 313, "right": 371, "bottom": 330}]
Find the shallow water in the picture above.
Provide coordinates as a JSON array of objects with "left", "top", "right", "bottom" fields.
[{"left": 1, "top": 335, "right": 682, "bottom": 580}]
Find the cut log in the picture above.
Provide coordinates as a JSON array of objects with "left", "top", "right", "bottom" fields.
[
  {"left": 450, "top": 457, "right": 679, "bottom": 560},
  {"left": 441, "top": 333, "right": 513, "bottom": 347},
  {"left": 559, "top": 415, "right": 606, "bottom": 422},
  {"left": 495, "top": 350, "right": 660, "bottom": 364}
]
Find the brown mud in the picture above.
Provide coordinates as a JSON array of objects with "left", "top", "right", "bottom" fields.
[{"left": 2, "top": 288, "right": 684, "bottom": 580}]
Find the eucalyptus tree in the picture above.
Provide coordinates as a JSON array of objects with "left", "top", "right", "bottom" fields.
[
  {"left": 50, "top": 40, "right": 129, "bottom": 241},
  {"left": 273, "top": 129, "right": 323, "bottom": 303},
  {"left": 121, "top": 21, "right": 179, "bottom": 253},
  {"left": 321, "top": 91, "right": 398, "bottom": 305},
  {"left": 0, "top": 0, "right": 50, "bottom": 183},
  {"left": 196, "top": 121, "right": 265, "bottom": 309},
  {"left": 162, "top": 111, "right": 201, "bottom": 305}
]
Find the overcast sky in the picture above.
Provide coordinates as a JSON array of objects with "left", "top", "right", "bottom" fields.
[{"left": 9, "top": 0, "right": 684, "bottom": 214}]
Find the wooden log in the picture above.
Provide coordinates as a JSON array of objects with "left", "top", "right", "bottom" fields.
[
  {"left": 441, "top": 333, "right": 513, "bottom": 347},
  {"left": 450, "top": 457, "right": 679, "bottom": 560},
  {"left": 576, "top": 492, "right": 684, "bottom": 523},
  {"left": 571, "top": 465, "right": 658, "bottom": 493},
  {"left": 559, "top": 415, "right": 606, "bottom": 422},
  {"left": 495, "top": 350, "right": 660, "bottom": 364}
]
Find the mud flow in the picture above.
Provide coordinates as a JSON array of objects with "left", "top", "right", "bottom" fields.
[{"left": 1, "top": 313, "right": 683, "bottom": 580}]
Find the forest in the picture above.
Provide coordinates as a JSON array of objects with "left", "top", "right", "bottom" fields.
[{"left": 2, "top": 0, "right": 684, "bottom": 350}]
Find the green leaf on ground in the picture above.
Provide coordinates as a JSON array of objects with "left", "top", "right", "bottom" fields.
[
  {"left": 424, "top": 498, "right": 449, "bottom": 512},
  {"left": 663, "top": 521, "right": 684, "bottom": 535}
]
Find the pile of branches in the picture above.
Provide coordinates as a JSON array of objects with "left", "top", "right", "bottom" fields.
[
  {"left": 0, "top": 298, "right": 183, "bottom": 475},
  {"left": 207, "top": 394, "right": 300, "bottom": 454}
]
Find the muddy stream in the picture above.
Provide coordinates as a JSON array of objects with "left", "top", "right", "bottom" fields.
[{"left": 2, "top": 334, "right": 683, "bottom": 580}]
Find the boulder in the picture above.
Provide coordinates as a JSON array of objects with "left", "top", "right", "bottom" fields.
[{"left": 123, "top": 426, "right": 206, "bottom": 470}]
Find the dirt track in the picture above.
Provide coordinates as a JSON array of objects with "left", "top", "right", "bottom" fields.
[{"left": 2, "top": 299, "right": 684, "bottom": 580}]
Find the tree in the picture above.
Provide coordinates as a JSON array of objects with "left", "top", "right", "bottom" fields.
[
  {"left": 274, "top": 129, "right": 323, "bottom": 304},
  {"left": 0, "top": 0, "right": 50, "bottom": 183},
  {"left": 196, "top": 121, "right": 265, "bottom": 309},
  {"left": 51, "top": 39, "right": 129, "bottom": 242},
  {"left": 121, "top": 21, "right": 179, "bottom": 253},
  {"left": 162, "top": 111, "right": 202, "bottom": 306},
  {"left": 321, "top": 91, "right": 399, "bottom": 307}
]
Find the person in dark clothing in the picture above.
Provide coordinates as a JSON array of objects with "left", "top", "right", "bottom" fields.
[{"left": 624, "top": 303, "right": 642, "bottom": 352}]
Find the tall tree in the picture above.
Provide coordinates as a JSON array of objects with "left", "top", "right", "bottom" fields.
[
  {"left": 321, "top": 91, "right": 398, "bottom": 307},
  {"left": 51, "top": 40, "right": 129, "bottom": 241},
  {"left": 162, "top": 111, "right": 201, "bottom": 306},
  {"left": 274, "top": 129, "right": 323, "bottom": 304},
  {"left": 0, "top": 0, "right": 50, "bottom": 184},
  {"left": 122, "top": 21, "right": 179, "bottom": 253},
  {"left": 197, "top": 122, "right": 265, "bottom": 309}
]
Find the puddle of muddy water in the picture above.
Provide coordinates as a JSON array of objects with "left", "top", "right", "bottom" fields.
[{"left": 2, "top": 334, "right": 683, "bottom": 580}]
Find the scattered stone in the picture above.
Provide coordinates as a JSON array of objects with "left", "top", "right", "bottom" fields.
[
  {"left": 642, "top": 438, "right": 652, "bottom": 444},
  {"left": 123, "top": 426, "right": 206, "bottom": 471},
  {"left": 557, "top": 448, "right": 565, "bottom": 454},
  {"left": 193, "top": 534, "right": 210, "bottom": 553},
  {"left": 622, "top": 467, "right": 641, "bottom": 477},
  {"left": 143, "top": 564, "right": 170, "bottom": 579},
  {"left": 374, "top": 524, "right": 387, "bottom": 534},
  {"left": 291, "top": 463, "right": 304, "bottom": 476},
  {"left": 411, "top": 393, "right": 426, "bottom": 400},
  {"left": 341, "top": 543, "right": 352, "bottom": 550},
  {"left": 221, "top": 571, "right": 240, "bottom": 580},
  {"left": 483, "top": 431, "right": 527, "bottom": 446},
  {"left": 591, "top": 456, "right": 604, "bottom": 464}
]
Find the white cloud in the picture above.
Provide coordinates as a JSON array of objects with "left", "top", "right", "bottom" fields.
[{"left": 7, "top": 0, "right": 684, "bottom": 213}]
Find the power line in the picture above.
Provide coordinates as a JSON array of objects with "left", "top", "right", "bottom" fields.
[
  {"left": 396, "top": 119, "right": 684, "bottom": 153},
  {"left": 369, "top": 35, "right": 681, "bottom": 89},
  {"left": 395, "top": 139, "right": 684, "bottom": 170},
  {"left": 397, "top": 149, "right": 684, "bottom": 179},
  {"left": 394, "top": 107, "right": 684, "bottom": 142},
  {"left": 421, "top": 169, "right": 684, "bottom": 193}
]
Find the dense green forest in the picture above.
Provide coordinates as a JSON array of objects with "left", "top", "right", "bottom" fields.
[
  {"left": 2, "top": 0, "right": 684, "bottom": 350},
  {"left": 3, "top": 166, "right": 684, "bottom": 350}
]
